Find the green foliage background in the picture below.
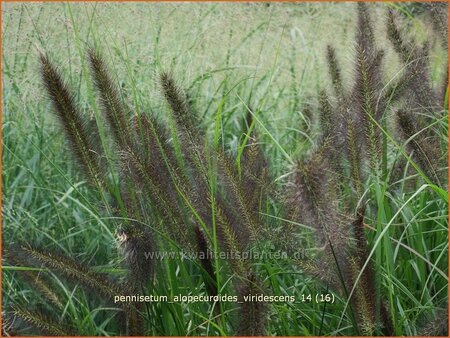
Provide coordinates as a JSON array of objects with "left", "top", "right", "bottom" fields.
[{"left": 2, "top": 2, "right": 448, "bottom": 336}]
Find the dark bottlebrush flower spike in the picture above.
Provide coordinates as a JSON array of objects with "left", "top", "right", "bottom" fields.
[
  {"left": 396, "top": 110, "right": 441, "bottom": 183},
  {"left": 160, "top": 72, "right": 210, "bottom": 186},
  {"left": 344, "top": 115, "right": 364, "bottom": 195},
  {"left": 15, "top": 243, "right": 144, "bottom": 335},
  {"left": 4, "top": 248, "right": 63, "bottom": 309},
  {"left": 40, "top": 54, "right": 105, "bottom": 189},
  {"left": 217, "top": 151, "right": 260, "bottom": 241},
  {"left": 21, "top": 244, "right": 124, "bottom": 301},
  {"left": 240, "top": 133, "right": 269, "bottom": 219},
  {"left": 194, "top": 226, "right": 218, "bottom": 297},
  {"left": 326, "top": 45, "right": 344, "bottom": 101},
  {"left": 418, "top": 308, "right": 448, "bottom": 336},
  {"left": 386, "top": 10, "right": 412, "bottom": 63},
  {"left": 288, "top": 139, "right": 345, "bottom": 249},
  {"left": 318, "top": 90, "right": 334, "bottom": 139},
  {"left": 351, "top": 206, "right": 367, "bottom": 256},
  {"left": 117, "top": 222, "right": 155, "bottom": 288},
  {"left": 12, "top": 305, "right": 77, "bottom": 336},
  {"left": 346, "top": 208, "right": 393, "bottom": 336},
  {"left": 352, "top": 11, "right": 385, "bottom": 169},
  {"left": 237, "top": 272, "right": 267, "bottom": 336},
  {"left": 160, "top": 71, "right": 208, "bottom": 179},
  {"left": 160, "top": 72, "right": 196, "bottom": 132},
  {"left": 355, "top": 3, "right": 375, "bottom": 56}
]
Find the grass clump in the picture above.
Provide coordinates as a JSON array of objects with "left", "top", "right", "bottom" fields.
[
  {"left": 2, "top": 2, "right": 448, "bottom": 336},
  {"left": 284, "top": 3, "right": 447, "bottom": 336},
  {"left": 6, "top": 47, "right": 271, "bottom": 336}
]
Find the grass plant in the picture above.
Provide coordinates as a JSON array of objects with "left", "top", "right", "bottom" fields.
[{"left": 2, "top": 2, "right": 448, "bottom": 336}]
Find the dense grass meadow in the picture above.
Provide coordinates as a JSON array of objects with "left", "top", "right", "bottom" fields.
[{"left": 2, "top": 2, "right": 448, "bottom": 336}]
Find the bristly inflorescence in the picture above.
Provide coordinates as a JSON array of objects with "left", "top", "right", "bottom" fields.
[{"left": 40, "top": 54, "right": 106, "bottom": 190}]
